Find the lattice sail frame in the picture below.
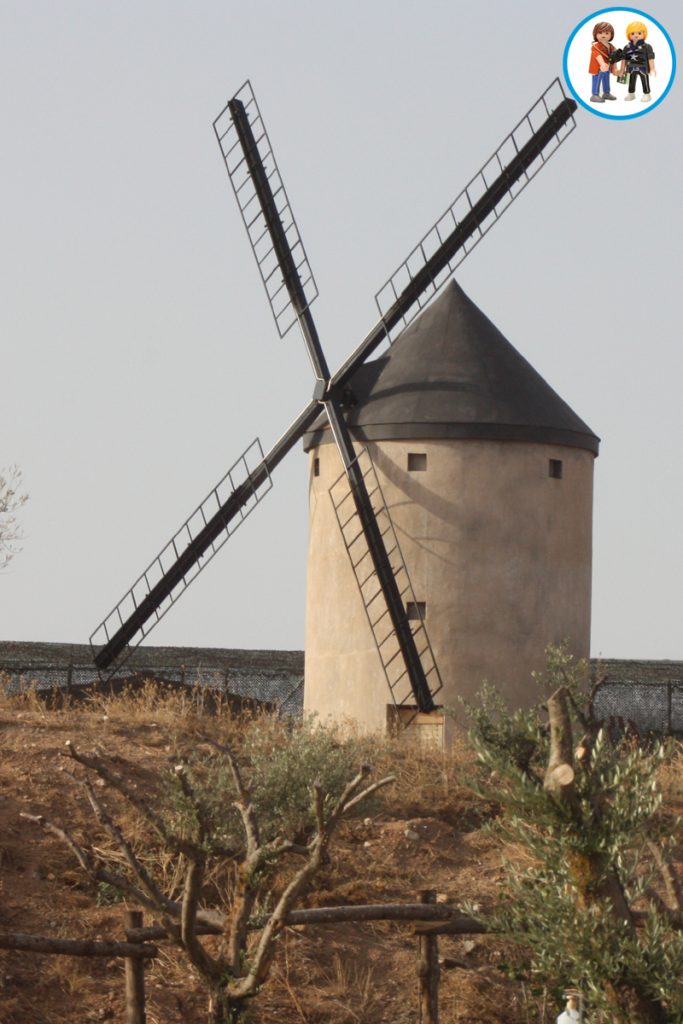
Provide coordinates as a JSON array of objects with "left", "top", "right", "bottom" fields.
[
  {"left": 375, "top": 78, "right": 576, "bottom": 341},
  {"left": 329, "top": 447, "right": 443, "bottom": 715},
  {"left": 90, "top": 438, "right": 272, "bottom": 675},
  {"left": 213, "top": 81, "right": 319, "bottom": 339}
]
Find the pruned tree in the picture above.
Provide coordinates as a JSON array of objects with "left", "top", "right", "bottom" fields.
[
  {"left": 467, "top": 648, "right": 683, "bottom": 1024},
  {"left": 0, "top": 465, "right": 28, "bottom": 570},
  {"left": 23, "top": 733, "right": 394, "bottom": 1023}
]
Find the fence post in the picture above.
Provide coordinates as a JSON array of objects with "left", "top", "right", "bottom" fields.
[
  {"left": 417, "top": 890, "right": 440, "bottom": 1024},
  {"left": 124, "top": 910, "right": 147, "bottom": 1024}
]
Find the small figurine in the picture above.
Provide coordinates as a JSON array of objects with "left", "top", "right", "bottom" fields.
[
  {"left": 619, "top": 20, "right": 656, "bottom": 102},
  {"left": 588, "top": 21, "right": 617, "bottom": 103},
  {"left": 557, "top": 991, "right": 582, "bottom": 1024}
]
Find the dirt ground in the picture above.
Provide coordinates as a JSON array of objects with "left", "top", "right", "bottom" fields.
[{"left": 0, "top": 687, "right": 680, "bottom": 1024}]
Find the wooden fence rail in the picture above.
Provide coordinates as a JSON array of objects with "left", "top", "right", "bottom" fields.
[
  {"left": 2, "top": 899, "right": 487, "bottom": 1023},
  {"left": 0, "top": 931, "right": 156, "bottom": 958},
  {"left": 125, "top": 901, "right": 487, "bottom": 942},
  {"left": 0, "top": 916, "right": 153, "bottom": 1024}
]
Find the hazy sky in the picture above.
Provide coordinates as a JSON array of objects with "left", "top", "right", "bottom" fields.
[{"left": 1, "top": 0, "right": 681, "bottom": 661}]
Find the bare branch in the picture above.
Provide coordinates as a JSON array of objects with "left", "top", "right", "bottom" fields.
[
  {"left": 20, "top": 810, "right": 163, "bottom": 914},
  {"left": 566, "top": 687, "right": 591, "bottom": 733},
  {"left": 231, "top": 767, "right": 393, "bottom": 1001},
  {"left": 231, "top": 842, "right": 323, "bottom": 999},
  {"left": 180, "top": 854, "right": 218, "bottom": 980},
  {"left": 173, "top": 762, "right": 209, "bottom": 846},
  {"left": 65, "top": 742, "right": 193, "bottom": 857},
  {"left": 78, "top": 772, "right": 176, "bottom": 916},
  {"left": 313, "top": 782, "right": 325, "bottom": 836},
  {"left": 586, "top": 673, "right": 607, "bottom": 724},
  {"left": 20, "top": 805, "right": 225, "bottom": 933},
  {"left": 341, "top": 774, "right": 396, "bottom": 814},
  {"left": 201, "top": 736, "right": 261, "bottom": 856},
  {"left": 316, "top": 764, "right": 371, "bottom": 836},
  {"left": 20, "top": 811, "right": 97, "bottom": 877},
  {"left": 263, "top": 839, "right": 310, "bottom": 858},
  {"left": 334, "top": 764, "right": 372, "bottom": 812}
]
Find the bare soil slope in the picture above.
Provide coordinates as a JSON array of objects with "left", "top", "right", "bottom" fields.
[{"left": 0, "top": 688, "right": 680, "bottom": 1024}]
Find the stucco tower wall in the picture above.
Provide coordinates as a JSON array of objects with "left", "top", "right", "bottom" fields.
[{"left": 304, "top": 437, "right": 594, "bottom": 731}]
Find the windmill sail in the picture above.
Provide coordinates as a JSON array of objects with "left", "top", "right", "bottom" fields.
[
  {"left": 214, "top": 82, "right": 319, "bottom": 340},
  {"left": 90, "top": 425, "right": 300, "bottom": 677},
  {"left": 218, "top": 82, "right": 438, "bottom": 713},
  {"left": 329, "top": 448, "right": 443, "bottom": 713},
  {"left": 333, "top": 78, "right": 577, "bottom": 385},
  {"left": 375, "top": 79, "right": 576, "bottom": 341}
]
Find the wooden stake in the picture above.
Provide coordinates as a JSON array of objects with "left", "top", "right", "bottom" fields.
[
  {"left": 125, "top": 910, "right": 147, "bottom": 1024},
  {"left": 417, "top": 890, "right": 440, "bottom": 1024}
]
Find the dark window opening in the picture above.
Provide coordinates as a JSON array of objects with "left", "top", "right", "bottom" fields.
[
  {"left": 313, "top": 457, "right": 320, "bottom": 477},
  {"left": 406, "top": 601, "right": 426, "bottom": 621},
  {"left": 549, "top": 459, "right": 563, "bottom": 479},
  {"left": 407, "top": 452, "right": 427, "bottom": 472}
]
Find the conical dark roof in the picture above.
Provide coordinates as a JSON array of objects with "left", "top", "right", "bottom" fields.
[{"left": 303, "top": 280, "right": 599, "bottom": 454}]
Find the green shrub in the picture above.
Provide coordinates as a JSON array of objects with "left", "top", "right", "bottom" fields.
[
  {"left": 164, "top": 716, "right": 378, "bottom": 853},
  {"left": 466, "top": 645, "right": 683, "bottom": 1023}
]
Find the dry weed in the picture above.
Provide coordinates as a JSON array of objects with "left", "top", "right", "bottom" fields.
[{"left": 657, "top": 743, "right": 683, "bottom": 800}]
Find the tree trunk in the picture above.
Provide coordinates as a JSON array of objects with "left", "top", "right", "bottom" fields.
[
  {"left": 208, "top": 989, "right": 246, "bottom": 1024},
  {"left": 545, "top": 689, "right": 669, "bottom": 1024}
]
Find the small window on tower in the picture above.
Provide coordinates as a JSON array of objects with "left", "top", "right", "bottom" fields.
[
  {"left": 406, "top": 601, "right": 426, "bottom": 621},
  {"left": 407, "top": 453, "right": 427, "bottom": 472},
  {"left": 549, "top": 459, "right": 563, "bottom": 479},
  {"left": 313, "top": 457, "right": 320, "bottom": 477}
]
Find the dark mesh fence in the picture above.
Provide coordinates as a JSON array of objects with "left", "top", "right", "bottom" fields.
[
  {"left": 2, "top": 660, "right": 680, "bottom": 735},
  {"left": 593, "top": 679, "right": 683, "bottom": 736},
  {"left": 0, "top": 664, "right": 304, "bottom": 719}
]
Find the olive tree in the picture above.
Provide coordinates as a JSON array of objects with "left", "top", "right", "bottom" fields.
[
  {"left": 25, "top": 721, "right": 393, "bottom": 1023},
  {"left": 467, "top": 648, "right": 683, "bottom": 1023}
]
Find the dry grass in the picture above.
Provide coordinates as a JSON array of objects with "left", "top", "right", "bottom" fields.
[
  {"left": 658, "top": 743, "right": 683, "bottom": 801},
  {"left": 0, "top": 683, "right": 679, "bottom": 1024}
]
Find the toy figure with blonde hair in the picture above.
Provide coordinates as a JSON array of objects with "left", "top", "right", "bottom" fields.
[
  {"left": 557, "top": 991, "right": 582, "bottom": 1024},
  {"left": 588, "top": 21, "right": 617, "bottom": 102},
  {"left": 619, "top": 20, "right": 656, "bottom": 102}
]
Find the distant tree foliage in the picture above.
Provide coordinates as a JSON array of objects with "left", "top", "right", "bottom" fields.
[
  {"left": 467, "top": 645, "right": 683, "bottom": 1024},
  {"left": 0, "top": 465, "right": 28, "bottom": 570}
]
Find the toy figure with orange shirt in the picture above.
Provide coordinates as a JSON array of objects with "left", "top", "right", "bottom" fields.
[{"left": 588, "top": 21, "right": 617, "bottom": 103}]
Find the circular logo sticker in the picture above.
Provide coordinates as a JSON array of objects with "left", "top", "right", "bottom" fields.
[{"left": 563, "top": 7, "right": 676, "bottom": 119}]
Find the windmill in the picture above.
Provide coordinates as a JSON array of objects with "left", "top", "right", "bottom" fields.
[{"left": 90, "top": 78, "right": 579, "bottom": 724}]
